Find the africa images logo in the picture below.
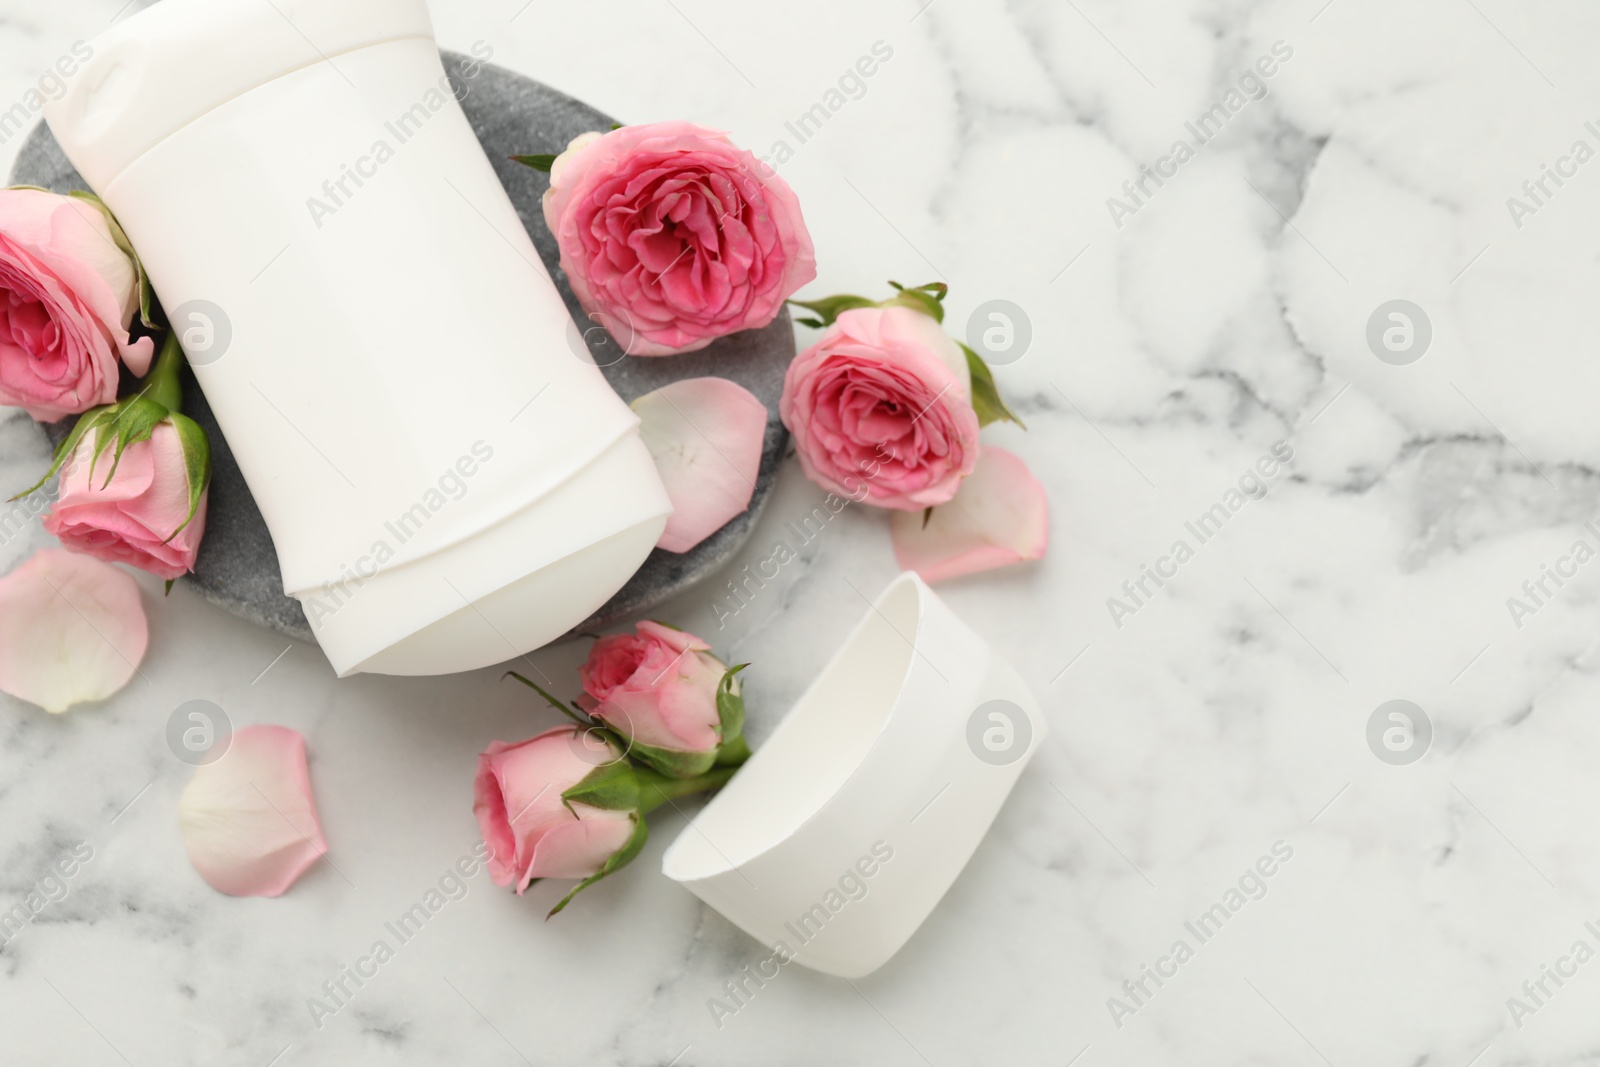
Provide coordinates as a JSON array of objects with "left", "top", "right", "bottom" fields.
[{"left": 1105, "top": 41, "right": 1294, "bottom": 228}]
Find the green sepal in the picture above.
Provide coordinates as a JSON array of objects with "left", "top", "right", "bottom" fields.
[
  {"left": 883, "top": 280, "right": 948, "bottom": 323},
  {"left": 921, "top": 506, "right": 934, "bottom": 530},
  {"left": 716, "top": 663, "right": 747, "bottom": 747},
  {"left": 504, "top": 671, "right": 588, "bottom": 726},
  {"left": 164, "top": 579, "right": 175, "bottom": 596},
  {"left": 626, "top": 740, "right": 717, "bottom": 780},
  {"left": 560, "top": 755, "right": 640, "bottom": 815},
  {"left": 88, "top": 392, "right": 168, "bottom": 489},
  {"left": 9, "top": 389, "right": 188, "bottom": 505},
  {"left": 609, "top": 123, "right": 624, "bottom": 131},
  {"left": 786, "top": 294, "right": 879, "bottom": 329},
  {"left": 960, "top": 342, "right": 1024, "bottom": 429},
  {"left": 10, "top": 403, "right": 107, "bottom": 500},
  {"left": 162, "top": 412, "right": 211, "bottom": 542},
  {"left": 546, "top": 814, "right": 647, "bottom": 918},
  {"left": 66, "top": 190, "right": 156, "bottom": 332},
  {"left": 12, "top": 331, "right": 205, "bottom": 505},
  {"left": 511, "top": 153, "right": 556, "bottom": 172},
  {"left": 77, "top": 329, "right": 190, "bottom": 490}
]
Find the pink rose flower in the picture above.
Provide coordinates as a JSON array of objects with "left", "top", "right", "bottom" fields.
[
  {"left": 578, "top": 620, "right": 731, "bottom": 764},
  {"left": 473, "top": 727, "right": 639, "bottom": 895},
  {"left": 0, "top": 189, "right": 153, "bottom": 421},
  {"left": 780, "top": 305, "right": 980, "bottom": 511},
  {"left": 44, "top": 420, "right": 209, "bottom": 580},
  {"left": 542, "top": 121, "right": 816, "bottom": 356}
]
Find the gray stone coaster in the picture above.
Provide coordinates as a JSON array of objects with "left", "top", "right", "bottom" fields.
[{"left": 7, "top": 50, "right": 792, "bottom": 648}]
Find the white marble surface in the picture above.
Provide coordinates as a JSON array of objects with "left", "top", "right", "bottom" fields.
[{"left": 3, "top": 0, "right": 1600, "bottom": 1063}]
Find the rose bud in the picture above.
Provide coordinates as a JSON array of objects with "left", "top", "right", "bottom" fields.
[
  {"left": 31, "top": 332, "right": 210, "bottom": 581},
  {"left": 0, "top": 187, "right": 154, "bottom": 421},
  {"left": 474, "top": 727, "right": 642, "bottom": 912},
  {"left": 473, "top": 724, "right": 737, "bottom": 915},
  {"left": 524, "top": 121, "right": 816, "bottom": 356},
  {"left": 44, "top": 419, "right": 209, "bottom": 580},
  {"left": 576, "top": 620, "right": 748, "bottom": 778}
]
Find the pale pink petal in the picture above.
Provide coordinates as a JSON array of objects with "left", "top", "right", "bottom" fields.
[
  {"left": 633, "top": 378, "right": 767, "bottom": 553},
  {"left": 525, "top": 805, "right": 635, "bottom": 884},
  {"left": 178, "top": 725, "right": 328, "bottom": 897},
  {"left": 634, "top": 618, "right": 710, "bottom": 654},
  {"left": 0, "top": 548, "right": 147, "bottom": 713},
  {"left": 891, "top": 447, "right": 1049, "bottom": 582}
]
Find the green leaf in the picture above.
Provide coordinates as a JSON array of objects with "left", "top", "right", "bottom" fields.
[
  {"left": 626, "top": 740, "right": 717, "bottom": 779},
  {"left": 609, "top": 123, "right": 624, "bottom": 131},
  {"left": 785, "top": 294, "right": 879, "bottom": 329},
  {"left": 883, "top": 281, "right": 948, "bottom": 323},
  {"left": 547, "top": 814, "right": 648, "bottom": 918},
  {"left": 163, "top": 413, "right": 211, "bottom": 542},
  {"left": 561, "top": 756, "right": 640, "bottom": 814},
  {"left": 504, "top": 671, "right": 588, "bottom": 725},
  {"left": 960, "top": 342, "right": 1025, "bottom": 428},
  {"left": 510, "top": 153, "right": 556, "bottom": 172},
  {"left": 67, "top": 190, "right": 156, "bottom": 331}
]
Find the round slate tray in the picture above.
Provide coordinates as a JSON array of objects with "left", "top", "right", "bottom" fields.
[{"left": 9, "top": 50, "right": 791, "bottom": 646}]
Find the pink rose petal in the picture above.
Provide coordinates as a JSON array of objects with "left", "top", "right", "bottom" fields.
[
  {"left": 633, "top": 377, "right": 767, "bottom": 553},
  {"left": 0, "top": 548, "right": 147, "bottom": 713},
  {"left": 178, "top": 725, "right": 328, "bottom": 897},
  {"left": 525, "top": 806, "right": 636, "bottom": 882},
  {"left": 891, "top": 447, "right": 1049, "bottom": 582}
]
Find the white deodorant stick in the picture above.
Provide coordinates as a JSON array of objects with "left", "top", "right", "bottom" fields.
[{"left": 45, "top": 0, "right": 671, "bottom": 676}]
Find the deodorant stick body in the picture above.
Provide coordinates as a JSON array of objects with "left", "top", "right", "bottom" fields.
[{"left": 45, "top": 0, "right": 671, "bottom": 676}]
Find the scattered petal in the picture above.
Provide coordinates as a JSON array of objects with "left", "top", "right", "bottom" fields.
[
  {"left": 891, "top": 447, "right": 1048, "bottom": 582},
  {"left": 179, "top": 725, "right": 328, "bottom": 897},
  {"left": 633, "top": 377, "right": 767, "bottom": 553},
  {"left": 0, "top": 548, "right": 147, "bottom": 713}
]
